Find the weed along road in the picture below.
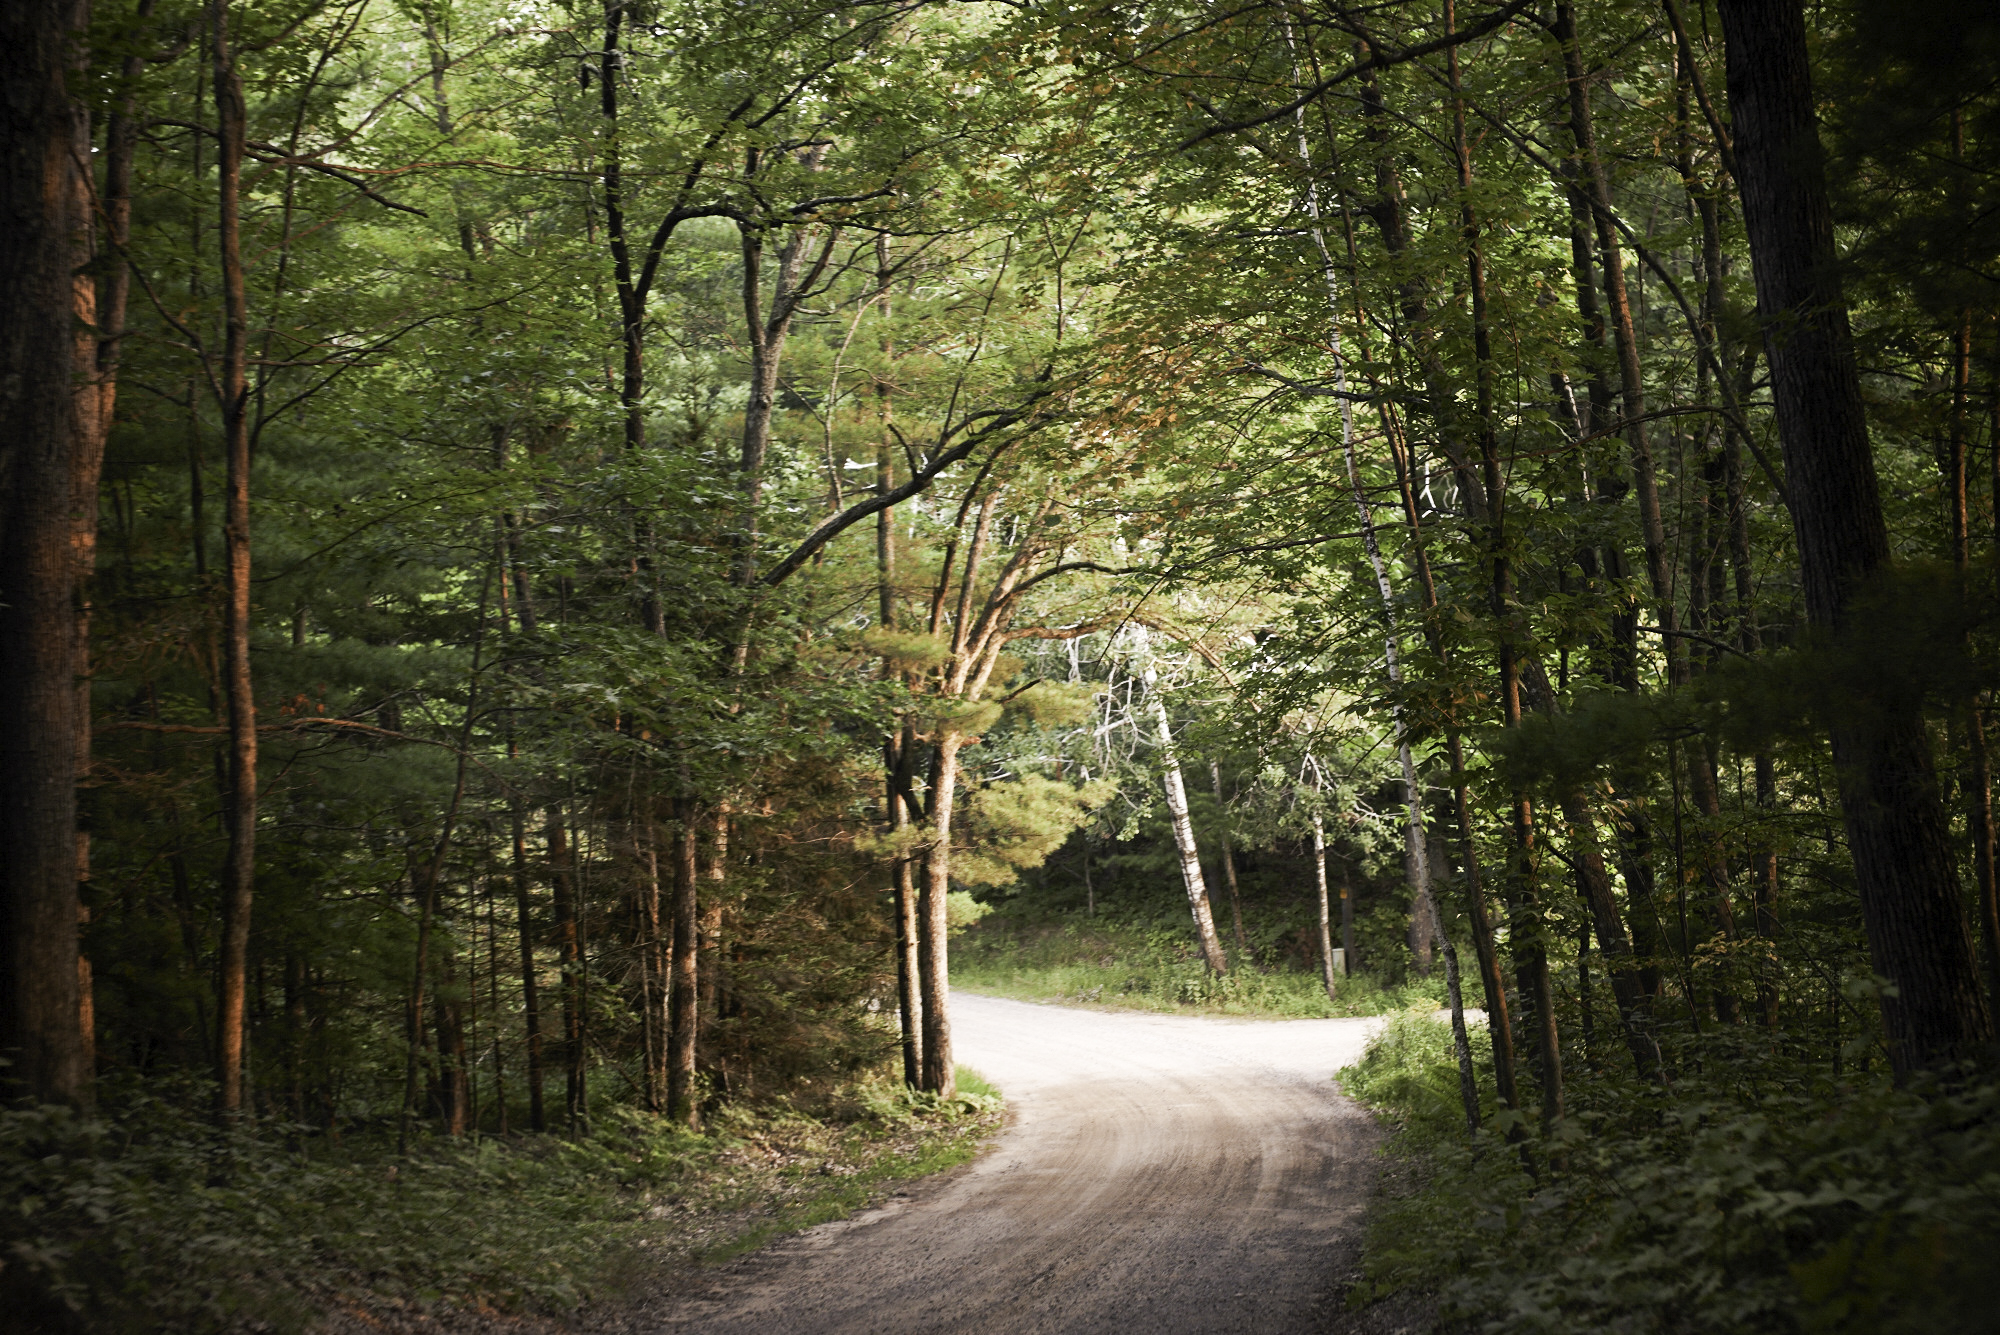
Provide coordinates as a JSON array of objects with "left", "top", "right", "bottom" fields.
[{"left": 647, "top": 992, "right": 1385, "bottom": 1334}]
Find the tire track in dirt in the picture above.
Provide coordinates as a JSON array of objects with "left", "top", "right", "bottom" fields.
[{"left": 642, "top": 992, "right": 1385, "bottom": 1334}]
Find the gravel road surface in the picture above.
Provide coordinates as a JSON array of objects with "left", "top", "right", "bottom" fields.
[{"left": 645, "top": 992, "right": 1386, "bottom": 1334}]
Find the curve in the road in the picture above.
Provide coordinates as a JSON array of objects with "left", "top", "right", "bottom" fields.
[{"left": 643, "top": 992, "right": 1385, "bottom": 1335}]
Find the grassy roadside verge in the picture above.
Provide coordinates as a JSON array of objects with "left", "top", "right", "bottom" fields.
[
  {"left": 953, "top": 917, "right": 1440, "bottom": 1018},
  {"left": 1, "top": 1073, "right": 1001, "bottom": 1333}
]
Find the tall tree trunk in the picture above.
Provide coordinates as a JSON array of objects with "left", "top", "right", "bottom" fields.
[
  {"left": 1314, "top": 813, "right": 1337, "bottom": 999},
  {"left": 434, "top": 941, "right": 470, "bottom": 1135},
  {"left": 1720, "top": 0, "right": 1994, "bottom": 1073},
  {"left": 1983, "top": 333, "right": 2000, "bottom": 1025},
  {"left": 1294, "top": 111, "right": 1476, "bottom": 1114},
  {"left": 1553, "top": 789, "right": 1663, "bottom": 1077},
  {"left": 1209, "top": 761, "right": 1249, "bottom": 953},
  {"left": 732, "top": 211, "right": 829, "bottom": 588},
  {"left": 597, "top": 0, "right": 645, "bottom": 456},
  {"left": 875, "top": 305, "right": 923, "bottom": 1085},
  {"left": 890, "top": 746, "right": 923, "bottom": 1087},
  {"left": 397, "top": 689, "right": 478, "bottom": 1149},
  {"left": 284, "top": 951, "right": 305, "bottom": 1122},
  {"left": 1149, "top": 687, "right": 1228, "bottom": 974},
  {"left": 1340, "top": 866, "right": 1355, "bottom": 976},
  {"left": 919, "top": 734, "right": 963, "bottom": 1096},
  {"left": 1379, "top": 344, "right": 1521, "bottom": 1113},
  {"left": 1560, "top": 1, "right": 1739, "bottom": 1017},
  {"left": 549, "top": 816, "right": 585, "bottom": 1126},
  {"left": 0, "top": 0, "right": 93, "bottom": 1109},
  {"left": 1949, "top": 309, "right": 2000, "bottom": 1030},
  {"left": 639, "top": 821, "right": 664, "bottom": 1113},
  {"left": 1555, "top": 78, "right": 1664, "bottom": 1006},
  {"left": 485, "top": 875, "right": 507, "bottom": 1134},
  {"left": 667, "top": 805, "right": 699, "bottom": 1124},
  {"left": 68, "top": 0, "right": 147, "bottom": 1089},
  {"left": 1724, "top": 348, "right": 1782, "bottom": 1028},
  {"left": 509, "top": 804, "right": 546, "bottom": 1131},
  {"left": 697, "top": 811, "right": 726, "bottom": 1085},
  {"left": 1452, "top": 0, "right": 1561, "bottom": 1126},
  {"left": 212, "top": 0, "right": 259, "bottom": 1119},
  {"left": 399, "top": 857, "right": 438, "bottom": 1153}
]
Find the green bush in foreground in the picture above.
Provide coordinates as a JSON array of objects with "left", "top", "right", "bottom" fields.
[
  {"left": 0, "top": 1074, "right": 1000, "bottom": 1333},
  {"left": 1340, "top": 1010, "right": 2000, "bottom": 1334}
]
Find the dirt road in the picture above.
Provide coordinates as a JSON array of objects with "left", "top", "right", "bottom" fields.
[{"left": 645, "top": 992, "right": 1385, "bottom": 1334}]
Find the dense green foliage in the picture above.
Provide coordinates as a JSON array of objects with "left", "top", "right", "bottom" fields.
[
  {"left": 1343, "top": 1012, "right": 2000, "bottom": 1333},
  {"left": 13, "top": 0, "right": 2000, "bottom": 1325}
]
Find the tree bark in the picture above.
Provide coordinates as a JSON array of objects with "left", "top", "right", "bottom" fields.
[
  {"left": 1340, "top": 868, "right": 1355, "bottom": 976},
  {"left": 1209, "top": 761, "right": 1249, "bottom": 953},
  {"left": 1949, "top": 311, "right": 2000, "bottom": 1030},
  {"left": 211, "top": 0, "right": 259, "bottom": 1119},
  {"left": 1149, "top": 689, "right": 1228, "bottom": 974},
  {"left": 0, "top": 0, "right": 93, "bottom": 1109},
  {"left": 890, "top": 741, "right": 923, "bottom": 1087},
  {"left": 667, "top": 805, "right": 699, "bottom": 1124},
  {"left": 697, "top": 811, "right": 726, "bottom": 1083},
  {"left": 1314, "top": 814, "right": 1337, "bottom": 999},
  {"left": 639, "top": 822, "right": 665, "bottom": 1113},
  {"left": 733, "top": 210, "right": 831, "bottom": 587},
  {"left": 874, "top": 285, "right": 923, "bottom": 1085},
  {"left": 399, "top": 861, "right": 437, "bottom": 1151},
  {"left": 1452, "top": 0, "right": 1561, "bottom": 1125},
  {"left": 1560, "top": 1, "right": 1740, "bottom": 1019},
  {"left": 549, "top": 816, "right": 586, "bottom": 1126},
  {"left": 1380, "top": 365, "right": 1521, "bottom": 1112},
  {"left": 1720, "top": 0, "right": 1994, "bottom": 1073},
  {"left": 919, "top": 734, "right": 962, "bottom": 1096},
  {"left": 1984, "top": 335, "right": 2000, "bottom": 1025},
  {"left": 1554, "top": 790, "right": 1663, "bottom": 1077},
  {"left": 434, "top": 942, "right": 470, "bottom": 1135}
]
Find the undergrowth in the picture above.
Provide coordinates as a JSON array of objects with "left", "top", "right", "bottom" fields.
[
  {"left": 0, "top": 1070, "right": 1001, "bottom": 1333},
  {"left": 1339, "top": 1008, "right": 2000, "bottom": 1334},
  {"left": 952, "top": 917, "right": 1440, "bottom": 1017}
]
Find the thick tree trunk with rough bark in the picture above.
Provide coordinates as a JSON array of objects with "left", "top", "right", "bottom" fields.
[
  {"left": 1721, "top": 0, "right": 1994, "bottom": 1074},
  {"left": 0, "top": 0, "right": 94, "bottom": 1109}
]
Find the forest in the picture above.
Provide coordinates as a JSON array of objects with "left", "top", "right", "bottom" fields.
[{"left": 2, "top": 0, "right": 1998, "bottom": 1329}]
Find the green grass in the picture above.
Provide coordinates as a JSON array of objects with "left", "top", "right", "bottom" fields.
[
  {"left": 0, "top": 1075, "right": 1002, "bottom": 1333},
  {"left": 953, "top": 917, "right": 1443, "bottom": 1018},
  {"left": 953, "top": 1065, "right": 1001, "bottom": 1100}
]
